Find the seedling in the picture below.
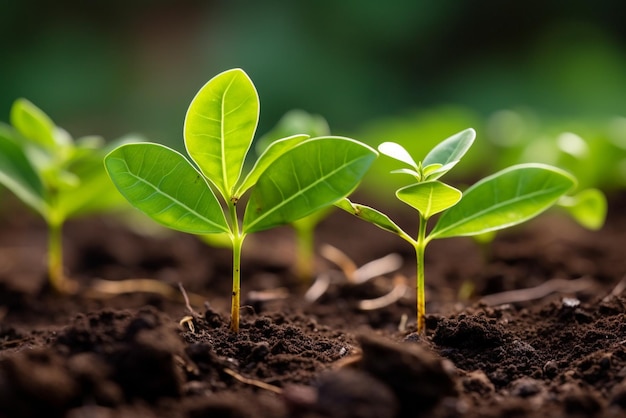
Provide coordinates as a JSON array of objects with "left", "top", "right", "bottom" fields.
[
  {"left": 0, "top": 99, "right": 130, "bottom": 293},
  {"left": 336, "top": 128, "right": 577, "bottom": 334},
  {"left": 104, "top": 68, "right": 377, "bottom": 331}
]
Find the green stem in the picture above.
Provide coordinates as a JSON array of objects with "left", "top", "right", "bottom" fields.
[
  {"left": 293, "top": 222, "right": 315, "bottom": 282},
  {"left": 415, "top": 214, "right": 428, "bottom": 334},
  {"left": 228, "top": 201, "right": 245, "bottom": 332},
  {"left": 48, "top": 219, "right": 65, "bottom": 293}
]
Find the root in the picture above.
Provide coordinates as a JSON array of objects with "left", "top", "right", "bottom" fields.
[
  {"left": 223, "top": 368, "right": 283, "bottom": 394},
  {"left": 87, "top": 278, "right": 207, "bottom": 307},
  {"left": 358, "top": 274, "right": 408, "bottom": 310}
]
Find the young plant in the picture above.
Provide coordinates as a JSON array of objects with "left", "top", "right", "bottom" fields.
[
  {"left": 104, "top": 68, "right": 377, "bottom": 331},
  {"left": 336, "top": 128, "right": 577, "bottom": 334},
  {"left": 0, "top": 99, "right": 131, "bottom": 293}
]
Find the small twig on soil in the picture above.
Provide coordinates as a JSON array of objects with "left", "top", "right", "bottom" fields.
[
  {"left": 88, "top": 278, "right": 207, "bottom": 306},
  {"left": 353, "top": 253, "right": 403, "bottom": 284},
  {"left": 603, "top": 275, "right": 626, "bottom": 302},
  {"left": 320, "top": 244, "right": 357, "bottom": 280},
  {"left": 358, "top": 274, "right": 408, "bottom": 310},
  {"left": 223, "top": 368, "right": 283, "bottom": 394},
  {"left": 398, "top": 313, "right": 408, "bottom": 333},
  {"left": 480, "top": 276, "right": 594, "bottom": 306},
  {"left": 304, "top": 272, "right": 332, "bottom": 303},
  {"left": 246, "top": 287, "right": 290, "bottom": 303},
  {"left": 178, "top": 282, "right": 200, "bottom": 317}
]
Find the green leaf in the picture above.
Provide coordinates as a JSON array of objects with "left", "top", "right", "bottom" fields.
[
  {"left": 235, "top": 134, "right": 309, "bottom": 197},
  {"left": 422, "top": 128, "right": 475, "bottom": 179},
  {"left": 430, "top": 163, "right": 576, "bottom": 239},
  {"left": 105, "top": 143, "right": 230, "bottom": 234},
  {"left": 396, "top": 181, "right": 462, "bottom": 219},
  {"left": 390, "top": 168, "right": 421, "bottom": 179},
  {"left": 10, "top": 98, "right": 57, "bottom": 148},
  {"left": 184, "top": 68, "right": 259, "bottom": 198},
  {"left": 0, "top": 125, "right": 46, "bottom": 215},
  {"left": 243, "top": 137, "right": 377, "bottom": 233},
  {"left": 558, "top": 188, "right": 607, "bottom": 230},
  {"left": 335, "top": 197, "right": 407, "bottom": 237},
  {"left": 378, "top": 142, "right": 419, "bottom": 170}
]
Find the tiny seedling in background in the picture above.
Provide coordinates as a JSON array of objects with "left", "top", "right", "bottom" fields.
[
  {"left": 337, "top": 128, "right": 577, "bottom": 334},
  {"left": 0, "top": 99, "right": 131, "bottom": 293},
  {"left": 105, "top": 68, "right": 377, "bottom": 332}
]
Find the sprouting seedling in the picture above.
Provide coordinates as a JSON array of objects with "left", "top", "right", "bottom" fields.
[
  {"left": 0, "top": 99, "right": 131, "bottom": 293},
  {"left": 104, "top": 68, "right": 377, "bottom": 332},
  {"left": 336, "top": 128, "right": 577, "bottom": 334}
]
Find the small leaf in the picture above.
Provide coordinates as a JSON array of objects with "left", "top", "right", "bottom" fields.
[
  {"left": 0, "top": 126, "right": 46, "bottom": 215},
  {"left": 243, "top": 137, "right": 377, "bottom": 233},
  {"left": 390, "top": 168, "right": 421, "bottom": 179},
  {"left": 235, "top": 134, "right": 309, "bottom": 197},
  {"left": 378, "top": 142, "right": 419, "bottom": 170},
  {"left": 396, "top": 181, "right": 462, "bottom": 219},
  {"left": 335, "top": 198, "right": 407, "bottom": 237},
  {"left": 430, "top": 163, "right": 576, "bottom": 239},
  {"left": 421, "top": 163, "right": 443, "bottom": 178},
  {"left": 105, "top": 143, "right": 230, "bottom": 234},
  {"left": 423, "top": 128, "right": 475, "bottom": 179},
  {"left": 184, "top": 68, "right": 259, "bottom": 198},
  {"left": 558, "top": 188, "right": 607, "bottom": 230},
  {"left": 10, "top": 99, "right": 57, "bottom": 148},
  {"left": 256, "top": 109, "right": 330, "bottom": 154}
]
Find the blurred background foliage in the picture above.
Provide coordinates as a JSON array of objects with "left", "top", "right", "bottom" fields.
[{"left": 2, "top": 0, "right": 626, "bottom": 192}]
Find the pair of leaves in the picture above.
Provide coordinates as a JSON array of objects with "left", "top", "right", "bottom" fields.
[
  {"left": 0, "top": 99, "right": 128, "bottom": 223},
  {"left": 105, "top": 69, "right": 377, "bottom": 236},
  {"left": 338, "top": 163, "right": 576, "bottom": 243}
]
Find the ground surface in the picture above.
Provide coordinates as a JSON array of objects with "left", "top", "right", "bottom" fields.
[{"left": 0, "top": 193, "right": 625, "bottom": 418}]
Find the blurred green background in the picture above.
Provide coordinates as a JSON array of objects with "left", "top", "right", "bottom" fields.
[{"left": 3, "top": 0, "right": 626, "bottom": 190}]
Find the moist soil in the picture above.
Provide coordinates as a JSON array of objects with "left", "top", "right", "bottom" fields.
[{"left": 1, "top": 193, "right": 625, "bottom": 418}]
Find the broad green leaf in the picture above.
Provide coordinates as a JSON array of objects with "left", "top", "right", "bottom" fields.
[
  {"left": 335, "top": 198, "right": 407, "bottom": 237},
  {"left": 558, "top": 188, "right": 607, "bottom": 230},
  {"left": 243, "top": 137, "right": 377, "bottom": 233},
  {"left": 105, "top": 143, "right": 230, "bottom": 234},
  {"left": 184, "top": 68, "right": 259, "bottom": 198},
  {"left": 378, "top": 142, "right": 418, "bottom": 170},
  {"left": 396, "top": 181, "right": 462, "bottom": 219},
  {"left": 422, "top": 128, "right": 475, "bottom": 179},
  {"left": 430, "top": 163, "right": 576, "bottom": 239},
  {"left": 235, "top": 134, "right": 309, "bottom": 197},
  {"left": 10, "top": 98, "right": 57, "bottom": 148},
  {"left": 0, "top": 126, "right": 46, "bottom": 215}
]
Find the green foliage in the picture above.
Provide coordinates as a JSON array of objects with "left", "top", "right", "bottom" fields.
[
  {"left": 0, "top": 99, "right": 131, "bottom": 292},
  {"left": 105, "top": 68, "right": 377, "bottom": 331},
  {"left": 337, "top": 128, "right": 581, "bottom": 334}
]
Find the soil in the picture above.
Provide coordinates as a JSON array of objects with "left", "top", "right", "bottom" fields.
[{"left": 1, "top": 192, "right": 625, "bottom": 418}]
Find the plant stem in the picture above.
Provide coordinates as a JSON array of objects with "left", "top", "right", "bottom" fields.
[
  {"left": 48, "top": 219, "right": 65, "bottom": 293},
  {"left": 228, "top": 201, "right": 245, "bottom": 332},
  {"left": 415, "top": 214, "right": 428, "bottom": 334},
  {"left": 293, "top": 222, "right": 315, "bottom": 282}
]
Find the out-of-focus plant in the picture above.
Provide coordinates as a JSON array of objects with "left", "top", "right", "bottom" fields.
[{"left": 0, "top": 99, "right": 131, "bottom": 293}]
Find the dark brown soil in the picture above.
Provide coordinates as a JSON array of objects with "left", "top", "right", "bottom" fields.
[{"left": 1, "top": 193, "right": 625, "bottom": 418}]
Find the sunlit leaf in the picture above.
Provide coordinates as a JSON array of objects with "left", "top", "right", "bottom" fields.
[
  {"left": 105, "top": 143, "right": 230, "bottom": 234},
  {"left": 423, "top": 128, "right": 475, "bottom": 179},
  {"left": 184, "top": 68, "right": 259, "bottom": 198},
  {"left": 243, "top": 137, "right": 377, "bottom": 233},
  {"left": 378, "top": 141, "right": 418, "bottom": 170},
  {"left": 558, "top": 188, "right": 607, "bottom": 230},
  {"left": 335, "top": 198, "right": 407, "bottom": 237},
  {"left": 235, "top": 134, "right": 309, "bottom": 197},
  {"left": 9, "top": 98, "right": 57, "bottom": 148},
  {"left": 0, "top": 125, "right": 46, "bottom": 215},
  {"left": 430, "top": 163, "right": 576, "bottom": 239},
  {"left": 396, "top": 181, "right": 462, "bottom": 219}
]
